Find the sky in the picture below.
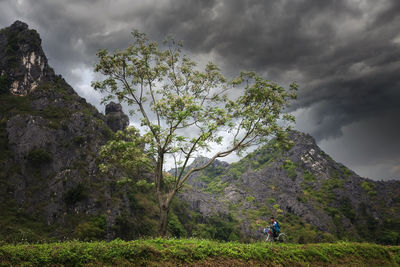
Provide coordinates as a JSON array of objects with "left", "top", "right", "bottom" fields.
[{"left": 0, "top": 0, "right": 399, "bottom": 180}]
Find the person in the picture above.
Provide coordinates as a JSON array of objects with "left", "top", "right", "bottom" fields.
[{"left": 269, "top": 216, "right": 280, "bottom": 238}]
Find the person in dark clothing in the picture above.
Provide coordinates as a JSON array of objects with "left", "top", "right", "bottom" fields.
[{"left": 269, "top": 216, "right": 280, "bottom": 238}]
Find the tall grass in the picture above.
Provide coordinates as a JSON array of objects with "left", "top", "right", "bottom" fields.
[{"left": 0, "top": 238, "right": 399, "bottom": 266}]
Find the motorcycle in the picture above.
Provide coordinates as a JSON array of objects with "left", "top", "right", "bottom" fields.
[{"left": 264, "top": 226, "right": 288, "bottom": 243}]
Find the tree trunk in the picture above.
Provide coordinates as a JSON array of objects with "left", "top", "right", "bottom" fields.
[
  {"left": 156, "top": 190, "right": 176, "bottom": 237},
  {"left": 158, "top": 205, "right": 169, "bottom": 237}
]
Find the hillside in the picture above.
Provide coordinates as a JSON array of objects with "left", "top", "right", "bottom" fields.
[
  {"left": 178, "top": 131, "right": 400, "bottom": 244},
  {"left": 0, "top": 21, "right": 142, "bottom": 242},
  {"left": 0, "top": 21, "right": 399, "bottom": 246}
]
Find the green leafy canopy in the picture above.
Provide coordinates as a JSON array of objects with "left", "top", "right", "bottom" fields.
[{"left": 92, "top": 30, "right": 297, "bottom": 235}]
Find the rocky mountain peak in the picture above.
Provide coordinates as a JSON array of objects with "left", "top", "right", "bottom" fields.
[
  {"left": 191, "top": 156, "right": 230, "bottom": 168},
  {"left": 179, "top": 129, "right": 400, "bottom": 242},
  {"left": 288, "top": 130, "right": 317, "bottom": 146},
  {"left": 0, "top": 20, "right": 54, "bottom": 95},
  {"left": 105, "top": 101, "right": 123, "bottom": 114},
  {"left": 9, "top": 20, "right": 28, "bottom": 30},
  {"left": 0, "top": 22, "right": 126, "bottom": 240},
  {"left": 105, "top": 101, "right": 129, "bottom": 132}
]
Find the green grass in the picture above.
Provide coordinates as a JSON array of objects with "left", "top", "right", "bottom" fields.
[{"left": 0, "top": 239, "right": 399, "bottom": 266}]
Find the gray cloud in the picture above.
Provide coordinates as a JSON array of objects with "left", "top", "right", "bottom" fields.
[{"left": 0, "top": 0, "right": 399, "bottom": 179}]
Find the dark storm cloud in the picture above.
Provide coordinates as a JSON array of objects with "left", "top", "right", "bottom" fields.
[
  {"left": 146, "top": 0, "right": 400, "bottom": 180},
  {"left": 163, "top": 0, "right": 400, "bottom": 134},
  {"left": 0, "top": 0, "right": 399, "bottom": 179},
  {"left": 132, "top": 0, "right": 400, "bottom": 139}
]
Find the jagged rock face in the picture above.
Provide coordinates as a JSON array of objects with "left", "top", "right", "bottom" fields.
[
  {"left": 105, "top": 101, "right": 129, "bottom": 132},
  {"left": 179, "top": 131, "right": 400, "bottom": 242},
  {"left": 0, "top": 21, "right": 133, "bottom": 240},
  {"left": 0, "top": 21, "right": 54, "bottom": 95}
]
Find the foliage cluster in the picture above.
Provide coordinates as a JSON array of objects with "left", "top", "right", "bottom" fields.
[
  {"left": 301, "top": 169, "right": 345, "bottom": 206},
  {"left": 0, "top": 75, "right": 10, "bottom": 94},
  {"left": 0, "top": 195, "right": 110, "bottom": 244},
  {"left": 26, "top": 148, "right": 52, "bottom": 166},
  {"left": 0, "top": 200, "right": 54, "bottom": 244},
  {"left": 283, "top": 158, "right": 297, "bottom": 179},
  {"left": 0, "top": 239, "right": 399, "bottom": 266},
  {"left": 64, "top": 184, "right": 88, "bottom": 207},
  {"left": 93, "top": 30, "right": 297, "bottom": 235},
  {"left": 73, "top": 216, "right": 106, "bottom": 241},
  {"left": 361, "top": 181, "right": 377, "bottom": 197}
]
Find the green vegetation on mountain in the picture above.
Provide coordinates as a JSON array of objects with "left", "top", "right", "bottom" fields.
[
  {"left": 1, "top": 84, "right": 399, "bottom": 245},
  {"left": 176, "top": 131, "right": 400, "bottom": 245},
  {"left": 0, "top": 75, "right": 10, "bottom": 94}
]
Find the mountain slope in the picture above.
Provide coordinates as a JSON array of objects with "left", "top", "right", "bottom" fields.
[
  {"left": 179, "top": 131, "right": 400, "bottom": 244},
  {"left": 1, "top": 21, "right": 398, "bottom": 245},
  {"left": 0, "top": 21, "right": 144, "bottom": 242}
]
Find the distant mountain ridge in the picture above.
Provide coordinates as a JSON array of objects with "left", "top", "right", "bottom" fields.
[{"left": 178, "top": 131, "right": 400, "bottom": 243}]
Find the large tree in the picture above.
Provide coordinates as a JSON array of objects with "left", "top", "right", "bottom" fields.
[{"left": 92, "top": 31, "right": 297, "bottom": 236}]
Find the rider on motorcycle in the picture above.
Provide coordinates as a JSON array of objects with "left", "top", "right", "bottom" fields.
[{"left": 269, "top": 216, "right": 280, "bottom": 238}]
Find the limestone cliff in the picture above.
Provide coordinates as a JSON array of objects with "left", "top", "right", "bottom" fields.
[
  {"left": 0, "top": 21, "right": 54, "bottom": 95},
  {"left": 0, "top": 21, "right": 136, "bottom": 241},
  {"left": 179, "top": 131, "right": 400, "bottom": 244}
]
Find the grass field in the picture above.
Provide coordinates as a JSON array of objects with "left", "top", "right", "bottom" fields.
[{"left": 0, "top": 238, "right": 399, "bottom": 266}]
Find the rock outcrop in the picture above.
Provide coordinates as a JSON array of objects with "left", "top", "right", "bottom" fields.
[
  {"left": 105, "top": 101, "right": 129, "bottom": 132},
  {"left": 0, "top": 21, "right": 134, "bottom": 241},
  {"left": 0, "top": 21, "right": 54, "bottom": 95},
  {"left": 179, "top": 131, "right": 400, "bottom": 243}
]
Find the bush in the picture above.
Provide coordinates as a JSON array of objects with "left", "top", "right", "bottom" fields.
[
  {"left": 168, "top": 213, "right": 187, "bottom": 238},
  {"left": 245, "top": 196, "right": 255, "bottom": 202},
  {"left": 339, "top": 197, "right": 356, "bottom": 223},
  {"left": 192, "top": 215, "right": 240, "bottom": 241},
  {"left": 26, "top": 148, "right": 52, "bottom": 166},
  {"left": 283, "top": 158, "right": 297, "bottom": 179},
  {"left": 0, "top": 75, "right": 10, "bottom": 94},
  {"left": 74, "top": 216, "right": 106, "bottom": 241},
  {"left": 73, "top": 136, "right": 85, "bottom": 145},
  {"left": 303, "top": 171, "right": 316, "bottom": 182},
  {"left": 361, "top": 181, "right": 377, "bottom": 197},
  {"left": 64, "top": 184, "right": 88, "bottom": 206}
]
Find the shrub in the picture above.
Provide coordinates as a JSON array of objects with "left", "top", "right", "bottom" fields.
[
  {"left": 191, "top": 215, "right": 240, "bottom": 241},
  {"left": 340, "top": 165, "right": 353, "bottom": 177},
  {"left": 361, "top": 181, "right": 377, "bottom": 197},
  {"left": 26, "top": 148, "right": 52, "bottom": 166},
  {"left": 0, "top": 75, "right": 10, "bottom": 94},
  {"left": 303, "top": 171, "right": 316, "bottom": 182},
  {"left": 168, "top": 213, "right": 187, "bottom": 238},
  {"left": 64, "top": 184, "right": 88, "bottom": 206},
  {"left": 339, "top": 197, "right": 356, "bottom": 223},
  {"left": 41, "top": 106, "right": 66, "bottom": 119},
  {"left": 73, "top": 136, "right": 85, "bottom": 145},
  {"left": 245, "top": 196, "right": 255, "bottom": 202},
  {"left": 74, "top": 216, "right": 106, "bottom": 241},
  {"left": 283, "top": 158, "right": 297, "bottom": 179}
]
